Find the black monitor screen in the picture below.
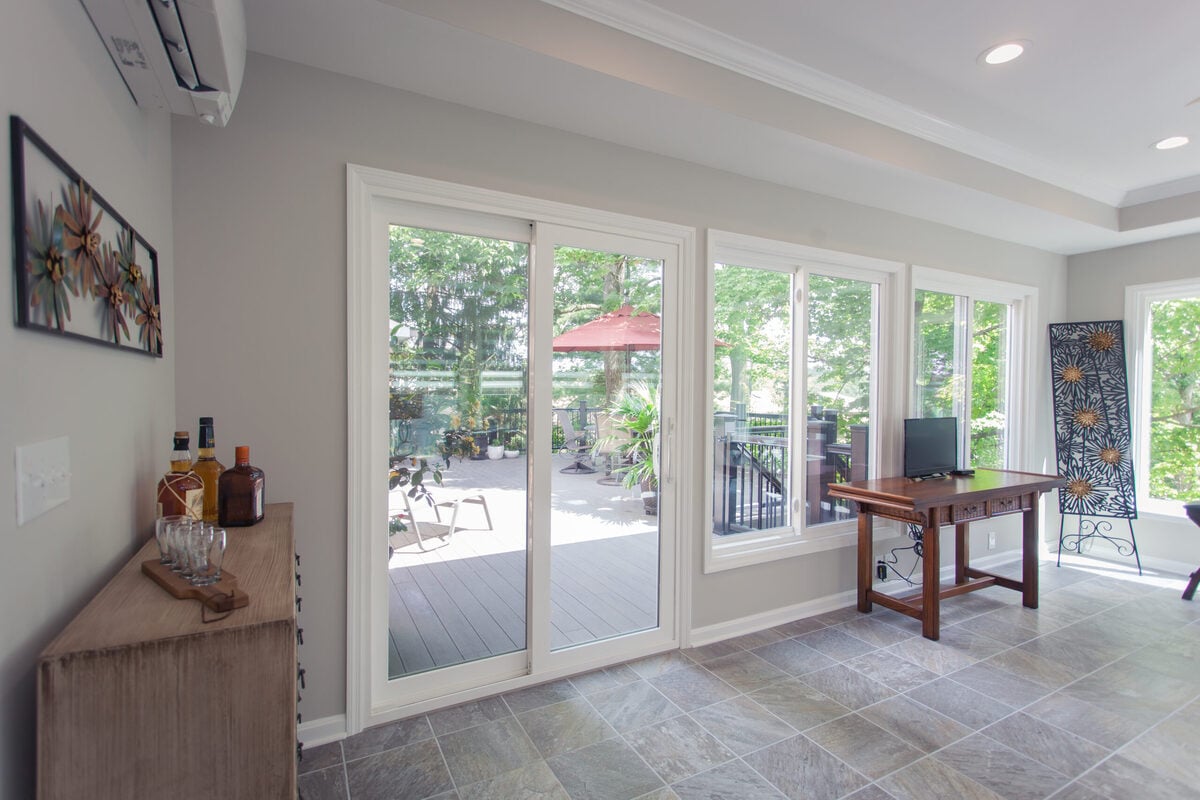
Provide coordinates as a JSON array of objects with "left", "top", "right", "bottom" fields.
[{"left": 904, "top": 417, "right": 958, "bottom": 478}]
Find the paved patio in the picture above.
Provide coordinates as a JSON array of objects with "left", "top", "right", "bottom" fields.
[{"left": 386, "top": 453, "right": 659, "bottom": 679}]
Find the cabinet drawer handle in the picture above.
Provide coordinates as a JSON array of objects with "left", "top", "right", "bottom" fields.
[
  {"left": 295, "top": 571, "right": 302, "bottom": 586},
  {"left": 296, "top": 627, "right": 304, "bottom": 646},
  {"left": 295, "top": 553, "right": 301, "bottom": 567},
  {"left": 298, "top": 667, "right": 307, "bottom": 689},
  {"left": 297, "top": 741, "right": 304, "bottom": 762},
  {"left": 296, "top": 596, "right": 303, "bottom": 613}
]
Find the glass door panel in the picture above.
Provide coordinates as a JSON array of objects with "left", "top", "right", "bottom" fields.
[
  {"left": 385, "top": 225, "right": 528, "bottom": 679},
  {"left": 805, "top": 274, "right": 877, "bottom": 525},
  {"left": 550, "top": 246, "right": 663, "bottom": 650}
]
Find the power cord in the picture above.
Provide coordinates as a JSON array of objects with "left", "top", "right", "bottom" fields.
[{"left": 875, "top": 523, "right": 924, "bottom": 586}]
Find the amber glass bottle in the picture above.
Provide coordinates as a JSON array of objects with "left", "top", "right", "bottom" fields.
[
  {"left": 192, "top": 417, "right": 226, "bottom": 523},
  {"left": 218, "top": 445, "right": 265, "bottom": 527},
  {"left": 156, "top": 431, "right": 203, "bottom": 519}
]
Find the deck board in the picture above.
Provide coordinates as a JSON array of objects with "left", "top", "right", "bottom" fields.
[{"left": 386, "top": 455, "right": 661, "bottom": 679}]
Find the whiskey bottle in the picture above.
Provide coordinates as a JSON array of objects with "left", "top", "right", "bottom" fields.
[
  {"left": 192, "top": 417, "right": 226, "bottom": 523},
  {"left": 218, "top": 445, "right": 265, "bottom": 527},
  {"left": 156, "top": 431, "right": 203, "bottom": 519}
]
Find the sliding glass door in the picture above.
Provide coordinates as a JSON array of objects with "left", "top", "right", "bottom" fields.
[{"left": 358, "top": 194, "right": 680, "bottom": 713}]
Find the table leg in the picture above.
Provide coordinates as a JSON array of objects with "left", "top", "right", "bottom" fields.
[
  {"left": 1022, "top": 494, "right": 1039, "bottom": 608},
  {"left": 858, "top": 512, "right": 873, "bottom": 613},
  {"left": 955, "top": 522, "right": 969, "bottom": 585},
  {"left": 922, "top": 508, "right": 940, "bottom": 640}
]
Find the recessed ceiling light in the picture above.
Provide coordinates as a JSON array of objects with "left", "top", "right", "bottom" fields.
[
  {"left": 981, "top": 41, "right": 1025, "bottom": 65},
  {"left": 1155, "top": 136, "right": 1190, "bottom": 150}
]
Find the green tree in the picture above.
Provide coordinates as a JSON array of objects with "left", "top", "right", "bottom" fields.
[
  {"left": 712, "top": 264, "right": 790, "bottom": 413},
  {"left": 553, "top": 247, "right": 660, "bottom": 406},
  {"left": 388, "top": 226, "right": 528, "bottom": 430},
  {"left": 807, "top": 275, "right": 874, "bottom": 438},
  {"left": 1149, "top": 297, "right": 1200, "bottom": 500}
]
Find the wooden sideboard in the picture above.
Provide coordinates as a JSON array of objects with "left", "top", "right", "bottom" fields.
[{"left": 38, "top": 503, "right": 297, "bottom": 799}]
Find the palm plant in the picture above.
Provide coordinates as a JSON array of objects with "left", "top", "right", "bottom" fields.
[{"left": 604, "top": 382, "right": 660, "bottom": 494}]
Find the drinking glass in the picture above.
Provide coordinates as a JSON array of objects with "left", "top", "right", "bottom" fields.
[
  {"left": 190, "top": 525, "right": 227, "bottom": 587},
  {"left": 155, "top": 515, "right": 188, "bottom": 565},
  {"left": 167, "top": 518, "right": 194, "bottom": 573}
]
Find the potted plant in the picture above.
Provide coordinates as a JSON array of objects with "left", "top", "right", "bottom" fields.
[
  {"left": 504, "top": 432, "right": 524, "bottom": 458},
  {"left": 437, "top": 428, "right": 479, "bottom": 464},
  {"left": 603, "top": 382, "right": 660, "bottom": 516}
]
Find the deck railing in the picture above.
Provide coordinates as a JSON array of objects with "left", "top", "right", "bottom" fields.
[{"left": 713, "top": 409, "right": 868, "bottom": 535}]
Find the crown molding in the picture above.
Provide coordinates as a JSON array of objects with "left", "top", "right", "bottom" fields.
[
  {"left": 541, "top": 0, "right": 1125, "bottom": 206},
  {"left": 1122, "top": 173, "right": 1200, "bottom": 207}
]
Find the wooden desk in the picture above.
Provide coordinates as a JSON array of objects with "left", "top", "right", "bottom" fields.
[{"left": 828, "top": 469, "right": 1063, "bottom": 640}]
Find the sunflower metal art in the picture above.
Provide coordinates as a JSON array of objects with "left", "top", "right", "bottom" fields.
[
  {"left": 116, "top": 227, "right": 144, "bottom": 310},
  {"left": 57, "top": 179, "right": 104, "bottom": 298},
  {"left": 1048, "top": 320, "right": 1140, "bottom": 572},
  {"left": 135, "top": 280, "right": 162, "bottom": 354},
  {"left": 25, "top": 199, "right": 74, "bottom": 330},
  {"left": 94, "top": 243, "right": 130, "bottom": 344}
]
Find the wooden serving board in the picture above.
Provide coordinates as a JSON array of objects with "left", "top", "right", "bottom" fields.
[{"left": 141, "top": 559, "right": 249, "bottom": 611}]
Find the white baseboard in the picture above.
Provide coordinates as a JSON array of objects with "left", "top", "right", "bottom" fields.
[
  {"left": 688, "top": 589, "right": 858, "bottom": 647},
  {"left": 688, "top": 548, "right": 1030, "bottom": 647},
  {"left": 299, "top": 714, "right": 347, "bottom": 747}
]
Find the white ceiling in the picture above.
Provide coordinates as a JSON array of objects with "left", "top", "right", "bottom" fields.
[{"left": 243, "top": 0, "right": 1200, "bottom": 254}]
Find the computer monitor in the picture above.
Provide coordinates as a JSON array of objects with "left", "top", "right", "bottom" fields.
[{"left": 904, "top": 417, "right": 958, "bottom": 478}]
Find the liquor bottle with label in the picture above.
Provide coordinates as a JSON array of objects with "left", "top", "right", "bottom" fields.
[
  {"left": 218, "top": 445, "right": 265, "bottom": 527},
  {"left": 157, "top": 431, "right": 203, "bottom": 519},
  {"left": 192, "top": 417, "right": 226, "bottom": 523}
]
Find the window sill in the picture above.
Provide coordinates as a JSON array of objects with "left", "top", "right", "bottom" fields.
[{"left": 704, "top": 520, "right": 896, "bottom": 573}]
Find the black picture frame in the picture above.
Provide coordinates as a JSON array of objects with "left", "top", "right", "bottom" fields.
[{"left": 10, "top": 115, "right": 162, "bottom": 357}]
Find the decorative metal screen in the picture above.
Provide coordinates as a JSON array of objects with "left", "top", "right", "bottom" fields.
[{"left": 1048, "top": 320, "right": 1137, "bottom": 519}]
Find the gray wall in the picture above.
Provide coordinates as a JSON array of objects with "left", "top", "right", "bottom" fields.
[
  {"left": 1067, "top": 234, "right": 1200, "bottom": 567},
  {"left": 0, "top": 1, "right": 175, "bottom": 796},
  {"left": 172, "top": 53, "right": 1067, "bottom": 727}
]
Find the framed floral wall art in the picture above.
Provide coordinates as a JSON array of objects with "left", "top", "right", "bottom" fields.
[{"left": 10, "top": 116, "right": 162, "bottom": 357}]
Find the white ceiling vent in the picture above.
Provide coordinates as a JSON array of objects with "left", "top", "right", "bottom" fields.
[{"left": 80, "top": 0, "right": 246, "bottom": 127}]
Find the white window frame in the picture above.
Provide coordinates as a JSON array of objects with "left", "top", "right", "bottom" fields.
[
  {"left": 704, "top": 230, "right": 902, "bottom": 573},
  {"left": 347, "top": 164, "right": 696, "bottom": 733},
  {"left": 1125, "top": 277, "right": 1200, "bottom": 519},
  {"left": 910, "top": 266, "right": 1038, "bottom": 473}
]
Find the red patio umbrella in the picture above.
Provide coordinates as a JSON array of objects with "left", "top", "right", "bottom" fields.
[{"left": 552, "top": 304, "right": 661, "bottom": 352}]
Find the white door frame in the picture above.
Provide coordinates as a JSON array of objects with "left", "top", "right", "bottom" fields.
[{"left": 346, "top": 164, "right": 695, "bottom": 733}]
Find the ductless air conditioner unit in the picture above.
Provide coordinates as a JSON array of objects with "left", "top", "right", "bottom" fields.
[{"left": 79, "top": 0, "right": 246, "bottom": 127}]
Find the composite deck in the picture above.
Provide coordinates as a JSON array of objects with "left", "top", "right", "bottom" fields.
[{"left": 386, "top": 455, "right": 659, "bottom": 679}]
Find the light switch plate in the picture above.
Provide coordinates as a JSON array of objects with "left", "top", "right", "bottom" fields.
[{"left": 16, "top": 436, "right": 70, "bottom": 525}]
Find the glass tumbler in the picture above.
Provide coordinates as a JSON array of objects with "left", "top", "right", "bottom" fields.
[
  {"left": 155, "top": 515, "right": 188, "bottom": 565},
  {"left": 167, "top": 518, "right": 194, "bottom": 573},
  {"left": 190, "top": 525, "right": 227, "bottom": 587}
]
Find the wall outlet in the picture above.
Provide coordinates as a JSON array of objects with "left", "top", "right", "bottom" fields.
[{"left": 987, "top": 531, "right": 997, "bottom": 550}]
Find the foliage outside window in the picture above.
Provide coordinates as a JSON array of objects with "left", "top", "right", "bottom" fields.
[
  {"left": 388, "top": 226, "right": 529, "bottom": 458},
  {"left": 912, "top": 288, "right": 1010, "bottom": 469},
  {"left": 1147, "top": 295, "right": 1200, "bottom": 502},
  {"left": 711, "top": 259, "right": 878, "bottom": 541}
]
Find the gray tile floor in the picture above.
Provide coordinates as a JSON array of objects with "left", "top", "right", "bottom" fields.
[{"left": 300, "top": 558, "right": 1200, "bottom": 799}]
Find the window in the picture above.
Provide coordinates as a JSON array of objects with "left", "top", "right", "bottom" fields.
[
  {"left": 911, "top": 267, "right": 1032, "bottom": 472},
  {"left": 706, "top": 232, "right": 899, "bottom": 571},
  {"left": 1127, "top": 279, "right": 1200, "bottom": 515}
]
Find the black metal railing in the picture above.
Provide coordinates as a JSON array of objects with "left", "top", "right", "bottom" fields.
[{"left": 713, "top": 408, "right": 868, "bottom": 535}]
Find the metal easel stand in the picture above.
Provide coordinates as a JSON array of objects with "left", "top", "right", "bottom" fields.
[{"left": 1056, "top": 514, "right": 1142, "bottom": 576}]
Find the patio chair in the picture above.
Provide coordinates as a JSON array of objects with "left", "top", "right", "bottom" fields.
[
  {"left": 593, "top": 411, "right": 632, "bottom": 485},
  {"left": 555, "top": 409, "right": 596, "bottom": 474},
  {"left": 392, "top": 490, "right": 493, "bottom": 550}
]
